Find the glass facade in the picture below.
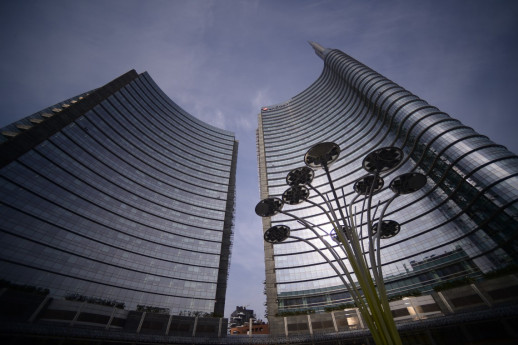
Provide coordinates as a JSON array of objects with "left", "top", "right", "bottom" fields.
[
  {"left": 257, "top": 44, "right": 518, "bottom": 332},
  {"left": 0, "top": 70, "right": 238, "bottom": 316}
]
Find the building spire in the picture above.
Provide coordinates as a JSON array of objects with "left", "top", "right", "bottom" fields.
[{"left": 308, "top": 41, "right": 327, "bottom": 59}]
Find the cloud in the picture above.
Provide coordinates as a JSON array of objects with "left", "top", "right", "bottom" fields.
[
  {"left": 2, "top": 0, "right": 518, "bottom": 322},
  {"left": 252, "top": 89, "right": 272, "bottom": 109}
]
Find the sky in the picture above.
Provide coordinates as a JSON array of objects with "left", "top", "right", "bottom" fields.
[{"left": 1, "top": 0, "right": 517, "bottom": 320}]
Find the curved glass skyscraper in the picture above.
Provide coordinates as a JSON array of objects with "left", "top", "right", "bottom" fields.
[
  {"left": 257, "top": 43, "right": 518, "bottom": 334},
  {"left": 0, "top": 70, "right": 237, "bottom": 317}
]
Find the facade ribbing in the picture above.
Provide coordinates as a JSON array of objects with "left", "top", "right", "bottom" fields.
[
  {"left": 257, "top": 44, "right": 518, "bottom": 334},
  {"left": 0, "top": 70, "right": 237, "bottom": 317}
]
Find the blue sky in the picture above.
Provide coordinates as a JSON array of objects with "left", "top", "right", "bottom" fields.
[{"left": 1, "top": 0, "right": 517, "bottom": 319}]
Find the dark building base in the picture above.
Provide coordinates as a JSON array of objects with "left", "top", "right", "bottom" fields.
[
  {"left": 1, "top": 305, "right": 517, "bottom": 344},
  {"left": 2, "top": 275, "right": 518, "bottom": 344}
]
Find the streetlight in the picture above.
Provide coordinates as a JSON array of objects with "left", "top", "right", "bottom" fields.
[{"left": 256, "top": 142, "right": 427, "bottom": 345}]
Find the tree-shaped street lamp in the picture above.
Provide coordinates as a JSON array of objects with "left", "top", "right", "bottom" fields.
[{"left": 256, "top": 142, "right": 427, "bottom": 345}]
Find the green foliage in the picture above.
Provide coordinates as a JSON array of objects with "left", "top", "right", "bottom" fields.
[
  {"left": 324, "top": 303, "right": 356, "bottom": 312},
  {"left": 136, "top": 304, "right": 169, "bottom": 314},
  {"left": 387, "top": 290, "right": 422, "bottom": 302},
  {"left": 0, "top": 279, "right": 49, "bottom": 296},
  {"left": 483, "top": 264, "right": 518, "bottom": 279},
  {"left": 322, "top": 291, "right": 424, "bottom": 312},
  {"left": 65, "top": 293, "right": 125, "bottom": 309},
  {"left": 205, "top": 312, "right": 223, "bottom": 318},
  {"left": 275, "top": 309, "right": 315, "bottom": 317},
  {"left": 177, "top": 310, "right": 222, "bottom": 318},
  {"left": 433, "top": 276, "right": 475, "bottom": 292}
]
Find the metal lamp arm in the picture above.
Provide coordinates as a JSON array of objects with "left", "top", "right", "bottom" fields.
[
  {"left": 304, "top": 197, "right": 340, "bottom": 235},
  {"left": 281, "top": 210, "right": 391, "bottom": 340},
  {"left": 281, "top": 211, "right": 365, "bottom": 304},
  {"left": 366, "top": 172, "right": 383, "bottom": 287},
  {"left": 288, "top": 235, "right": 351, "bottom": 290},
  {"left": 288, "top": 234, "right": 378, "bottom": 336},
  {"left": 281, "top": 211, "right": 352, "bottom": 279},
  {"left": 307, "top": 183, "right": 356, "bottom": 244},
  {"left": 322, "top": 163, "right": 351, "bottom": 229},
  {"left": 375, "top": 193, "right": 399, "bottom": 297}
]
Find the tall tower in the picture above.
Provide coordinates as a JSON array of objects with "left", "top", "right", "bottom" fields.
[
  {"left": 0, "top": 70, "right": 238, "bottom": 317},
  {"left": 257, "top": 43, "right": 518, "bottom": 334}
]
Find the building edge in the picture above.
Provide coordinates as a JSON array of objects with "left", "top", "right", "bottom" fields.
[
  {"left": 215, "top": 139, "right": 239, "bottom": 316},
  {"left": 0, "top": 69, "right": 237, "bottom": 317},
  {"left": 257, "top": 112, "right": 283, "bottom": 333},
  {"left": 0, "top": 70, "right": 139, "bottom": 168}
]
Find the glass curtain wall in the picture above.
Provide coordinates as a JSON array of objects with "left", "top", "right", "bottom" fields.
[
  {"left": 0, "top": 71, "right": 237, "bottom": 316},
  {"left": 257, "top": 45, "right": 518, "bottom": 319}
]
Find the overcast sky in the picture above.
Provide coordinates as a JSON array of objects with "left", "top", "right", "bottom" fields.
[{"left": 1, "top": 0, "right": 517, "bottom": 319}]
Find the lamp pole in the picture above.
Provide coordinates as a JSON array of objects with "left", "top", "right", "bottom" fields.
[{"left": 256, "top": 143, "right": 427, "bottom": 345}]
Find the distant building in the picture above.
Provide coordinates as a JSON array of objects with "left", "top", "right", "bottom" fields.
[
  {"left": 257, "top": 42, "right": 518, "bottom": 335},
  {"left": 230, "top": 320, "right": 269, "bottom": 335},
  {"left": 0, "top": 70, "right": 237, "bottom": 340},
  {"left": 229, "top": 306, "right": 255, "bottom": 327}
]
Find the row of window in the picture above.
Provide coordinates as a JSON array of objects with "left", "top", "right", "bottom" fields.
[{"left": 259, "top": 51, "right": 518, "bottom": 301}]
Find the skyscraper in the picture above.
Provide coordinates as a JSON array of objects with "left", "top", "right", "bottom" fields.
[
  {"left": 257, "top": 42, "right": 518, "bottom": 335},
  {"left": 0, "top": 70, "right": 238, "bottom": 318}
]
